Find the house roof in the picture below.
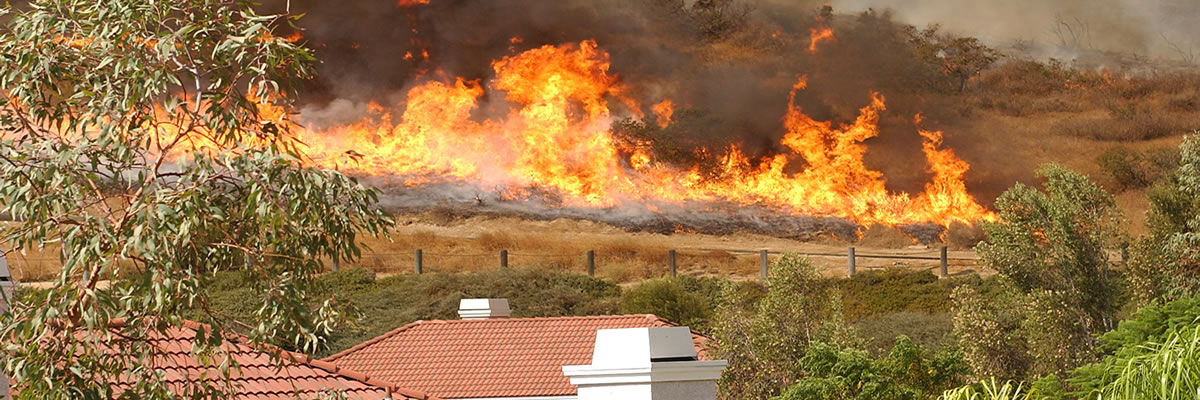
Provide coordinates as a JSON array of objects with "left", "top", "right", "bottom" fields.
[
  {"left": 39, "top": 319, "right": 441, "bottom": 400},
  {"left": 324, "top": 314, "right": 711, "bottom": 399}
]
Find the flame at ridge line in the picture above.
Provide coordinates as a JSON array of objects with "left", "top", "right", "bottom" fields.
[{"left": 292, "top": 40, "right": 995, "bottom": 227}]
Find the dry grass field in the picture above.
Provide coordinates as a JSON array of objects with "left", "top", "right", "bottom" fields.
[{"left": 345, "top": 213, "right": 983, "bottom": 283}]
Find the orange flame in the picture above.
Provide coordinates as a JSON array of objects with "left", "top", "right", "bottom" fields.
[
  {"left": 652, "top": 100, "right": 674, "bottom": 128},
  {"left": 397, "top": 0, "right": 430, "bottom": 7},
  {"left": 294, "top": 40, "right": 992, "bottom": 226},
  {"left": 808, "top": 27, "right": 835, "bottom": 53},
  {"left": 912, "top": 114, "right": 992, "bottom": 224}
]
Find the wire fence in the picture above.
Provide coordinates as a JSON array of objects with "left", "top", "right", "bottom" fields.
[
  {"left": 3, "top": 245, "right": 982, "bottom": 283},
  {"left": 338, "top": 245, "right": 979, "bottom": 281}
]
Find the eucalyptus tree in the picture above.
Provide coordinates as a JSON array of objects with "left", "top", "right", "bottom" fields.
[
  {"left": 0, "top": 1, "right": 391, "bottom": 398},
  {"left": 955, "top": 165, "right": 1124, "bottom": 379},
  {"left": 1127, "top": 134, "right": 1200, "bottom": 302}
]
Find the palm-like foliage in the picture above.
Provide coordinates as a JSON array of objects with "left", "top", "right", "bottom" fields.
[
  {"left": 1093, "top": 325, "right": 1200, "bottom": 399},
  {"left": 940, "top": 378, "right": 1037, "bottom": 400}
]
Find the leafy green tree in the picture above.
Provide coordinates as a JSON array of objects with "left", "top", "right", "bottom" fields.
[
  {"left": 956, "top": 165, "right": 1124, "bottom": 379},
  {"left": 0, "top": 1, "right": 391, "bottom": 398},
  {"left": 1127, "top": 134, "right": 1200, "bottom": 302},
  {"left": 711, "top": 254, "right": 859, "bottom": 399}
]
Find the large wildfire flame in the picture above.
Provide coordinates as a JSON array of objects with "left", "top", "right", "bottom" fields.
[{"left": 294, "top": 40, "right": 992, "bottom": 227}]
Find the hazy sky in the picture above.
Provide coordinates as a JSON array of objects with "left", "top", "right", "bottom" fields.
[{"left": 829, "top": 0, "right": 1198, "bottom": 62}]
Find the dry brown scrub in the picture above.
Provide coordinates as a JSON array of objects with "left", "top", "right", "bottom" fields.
[
  {"left": 976, "top": 63, "right": 1200, "bottom": 141},
  {"left": 3, "top": 213, "right": 987, "bottom": 284},
  {"left": 3, "top": 213, "right": 979, "bottom": 284},
  {"left": 353, "top": 229, "right": 760, "bottom": 283}
]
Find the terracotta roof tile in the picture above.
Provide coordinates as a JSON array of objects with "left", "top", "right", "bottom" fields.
[
  {"left": 20, "top": 320, "right": 442, "bottom": 400},
  {"left": 324, "top": 315, "right": 710, "bottom": 399}
]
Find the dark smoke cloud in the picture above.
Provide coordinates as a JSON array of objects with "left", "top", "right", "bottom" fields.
[{"left": 261, "top": 0, "right": 833, "bottom": 151}]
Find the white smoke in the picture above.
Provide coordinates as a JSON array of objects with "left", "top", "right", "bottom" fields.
[{"left": 824, "top": 0, "right": 1198, "bottom": 64}]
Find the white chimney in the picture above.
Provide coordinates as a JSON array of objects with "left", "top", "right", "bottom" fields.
[
  {"left": 457, "top": 298, "right": 511, "bottom": 319},
  {"left": 0, "top": 254, "right": 14, "bottom": 399},
  {"left": 562, "top": 327, "right": 728, "bottom": 400}
]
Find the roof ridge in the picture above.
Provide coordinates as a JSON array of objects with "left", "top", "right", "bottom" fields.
[
  {"left": 324, "top": 314, "right": 667, "bottom": 362},
  {"left": 435, "top": 314, "right": 664, "bottom": 324},
  {"left": 323, "top": 320, "right": 427, "bottom": 362}
]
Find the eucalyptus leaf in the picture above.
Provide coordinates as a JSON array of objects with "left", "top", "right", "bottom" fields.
[{"left": 0, "top": 1, "right": 392, "bottom": 398}]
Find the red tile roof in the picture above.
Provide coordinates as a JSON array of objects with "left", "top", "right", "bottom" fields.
[
  {"left": 324, "top": 315, "right": 710, "bottom": 399},
  {"left": 28, "top": 319, "right": 441, "bottom": 400}
]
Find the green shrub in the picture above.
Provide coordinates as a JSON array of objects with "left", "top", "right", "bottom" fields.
[
  {"left": 1074, "top": 325, "right": 1200, "bottom": 399},
  {"left": 1097, "top": 147, "right": 1147, "bottom": 190},
  {"left": 835, "top": 269, "right": 996, "bottom": 321},
  {"left": 1095, "top": 146, "right": 1177, "bottom": 191},
  {"left": 621, "top": 277, "right": 715, "bottom": 332},
  {"left": 854, "top": 312, "right": 954, "bottom": 354},
  {"left": 1067, "top": 295, "right": 1200, "bottom": 397},
  {"left": 771, "top": 336, "right": 969, "bottom": 400},
  {"left": 1095, "top": 295, "right": 1200, "bottom": 354}
]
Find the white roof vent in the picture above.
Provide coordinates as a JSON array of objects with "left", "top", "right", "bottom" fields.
[
  {"left": 0, "top": 254, "right": 13, "bottom": 399},
  {"left": 0, "top": 254, "right": 15, "bottom": 298},
  {"left": 563, "top": 327, "right": 728, "bottom": 400},
  {"left": 458, "top": 298, "right": 511, "bottom": 319}
]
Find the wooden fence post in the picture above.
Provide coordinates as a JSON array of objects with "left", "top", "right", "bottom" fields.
[
  {"left": 587, "top": 250, "right": 596, "bottom": 277},
  {"left": 415, "top": 249, "right": 423, "bottom": 275},
  {"left": 500, "top": 250, "right": 509, "bottom": 269},
  {"left": 332, "top": 256, "right": 340, "bottom": 272},
  {"left": 668, "top": 250, "right": 677, "bottom": 277},
  {"left": 760, "top": 250, "right": 769, "bottom": 281},
  {"left": 847, "top": 247, "right": 856, "bottom": 277},
  {"left": 940, "top": 246, "right": 948, "bottom": 278}
]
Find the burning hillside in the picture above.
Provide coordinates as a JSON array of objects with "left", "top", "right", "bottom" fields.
[
  {"left": 254, "top": 0, "right": 1014, "bottom": 239},
  {"left": 292, "top": 39, "right": 989, "bottom": 229}
]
